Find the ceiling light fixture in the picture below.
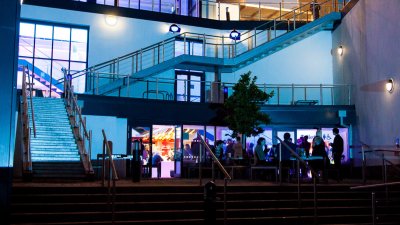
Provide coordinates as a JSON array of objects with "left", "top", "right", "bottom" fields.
[{"left": 169, "top": 24, "right": 181, "bottom": 33}]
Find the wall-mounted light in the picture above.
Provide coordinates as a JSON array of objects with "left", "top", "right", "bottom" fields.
[
  {"left": 105, "top": 15, "right": 118, "bottom": 26},
  {"left": 169, "top": 24, "right": 181, "bottom": 33},
  {"left": 229, "top": 29, "right": 241, "bottom": 41},
  {"left": 386, "top": 78, "right": 394, "bottom": 93},
  {"left": 337, "top": 45, "right": 343, "bottom": 56}
]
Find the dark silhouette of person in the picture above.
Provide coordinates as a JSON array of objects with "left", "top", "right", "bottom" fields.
[
  {"left": 254, "top": 137, "right": 267, "bottom": 166},
  {"left": 310, "top": 0, "right": 321, "bottom": 20},
  {"left": 311, "top": 135, "right": 328, "bottom": 181},
  {"left": 301, "top": 135, "right": 311, "bottom": 158},
  {"left": 278, "top": 133, "right": 296, "bottom": 166},
  {"left": 330, "top": 127, "right": 344, "bottom": 181},
  {"left": 152, "top": 152, "right": 163, "bottom": 179}
]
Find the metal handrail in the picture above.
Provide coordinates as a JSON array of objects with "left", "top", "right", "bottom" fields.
[
  {"left": 350, "top": 182, "right": 400, "bottom": 225},
  {"left": 101, "top": 129, "right": 119, "bottom": 225},
  {"left": 65, "top": 0, "right": 343, "bottom": 87},
  {"left": 360, "top": 143, "right": 400, "bottom": 184},
  {"left": 74, "top": 0, "right": 351, "bottom": 21},
  {"left": 196, "top": 132, "right": 231, "bottom": 225},
  {"left": 80, "top": 71, "right": 351, "bottom": 105},
  {"left": 276, "top": 136, "right": 319, "bottom": 225},
  {"left": 62, "top": 68, "right": 93, "bottom": 175},
  {"left": 20, "top": 66, "right": 33, "bottom": 175}
]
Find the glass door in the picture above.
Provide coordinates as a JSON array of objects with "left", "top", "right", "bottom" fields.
[{"left": 176, "top": 70, "right": 204, "bottom": 102}]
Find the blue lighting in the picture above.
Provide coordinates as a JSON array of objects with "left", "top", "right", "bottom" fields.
[
  {"left": 229, "top": 29, "right": 240, "bottom": 40},
  {"left": 169, "top": 24, "right": 181, "bottom": 33}
]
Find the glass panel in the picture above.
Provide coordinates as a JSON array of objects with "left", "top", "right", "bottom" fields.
[
  {"left": 181, "top": 0, "right": 188, "bottom": 15},
  {"left": 118, "top": 0, "right": 130, "bottom": 7},
  {"left": 152, "top": 125, "right": 176, "bottom": 178},
  {"left": 70, "top": 62, "right": 87, "bottom": 93},
  {"left": 53, "top": 27, "right": 71, "bottom": 60},
  {"left": 52, "top": 60, "right": 69, "bottom": 80},
  {"left": 71, "top": 29, "right": 88, "bottom": 62},
  {"left": 129, "top": 0, "right": 139, "bottom": 9},
  {"left": 19, "top": 23, "right": 35, "bottom": 57},
  {"left": 189, "top": 75, "right": 201, "bottom": 102},
  {"left": 161, "top": 0, "right": 175, "bottom": 13},
  {"left": 35, "top": 25, "right": 53, "bottom": 59},
  {"left": 131, "top": 127, "right": 151, "bottom": 178},
  {"left": 140, "top": 0, "right": 153, "bottom": 11},
  {"left": 19, "top": 36, "right": 34, "bottom": 57},
  {"left": 191, "top": 42, "right": 203, "bottom": 56},
  {"left": 176, "top": 74, "right": 188, "bottom": 101},
  {"left": 104, "top": 0, "right": 114, "bottom": 5}
]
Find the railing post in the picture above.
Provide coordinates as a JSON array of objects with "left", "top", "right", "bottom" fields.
[
  {"left": 274, "top": 19, "right": 277, "bottom": 38},
  {"left": 372, "top": 192, "right": 376, "bottom": 225},
  {"left": 162, "top": 41, "right": 165, "bottom": 62},
  {"left": 96, "top": 72, "right": 99, "bottom": 95},
  {"left": 258, "top": 1, "right": 261, "bottom": 21},
  {"left": 319, "top": 84, "right": 323, "bottom": 105},
  {"left": 203, "top": 33, "right": 206, "bottom": 56},
  {"left": 126, "top": 75, "right": 130, "bottom": 97},
  {"left": 279, "top": 2, "right": 282, "bottom": 19},
  {"left": 156, "top": 78, "right": 159, "bottom": 100},
  {"left": 218, "top": 1, "right": 220, "bottom": 20},
  {"left": 277, "top": 87, "right": 280, "bottom": 105},
  {"left": 234, "top": 39, "right": 237, "bottom": 57},
  {"left": 293, "top": 9, "right": 296, "bottom": 30},
  {"left": 184, "top": 33, "right": 187, "bottom": 54},
  {"left": 140, "top": 49, "right": 143, "bottom": 71},
  {"left": 254, "top": 28, "right": 257, "bottom": 48},
  {"left": 291, "top": 83, "right": 295, "bottom": 104},
  {"left": 222, "top": 35, "right": 225, "bottom": 58}
]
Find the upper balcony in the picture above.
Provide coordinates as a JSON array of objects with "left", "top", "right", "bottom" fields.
[{"left": 67, "top": 0, "right": 351, "bottom": 21}]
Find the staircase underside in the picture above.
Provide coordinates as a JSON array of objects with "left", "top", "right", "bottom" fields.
[{"left": 94, "top": 12, "right": 341, "bottom": 95}]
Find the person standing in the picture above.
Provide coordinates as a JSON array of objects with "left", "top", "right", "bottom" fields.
[
  {"left": 233, "top": 136, "right": 243, "bottom": 159},
  {"left": 301, "top": 135, "right": 311, "bottom": 158},
  {"left": 330, "top": 128, "right": 344, "bottom": 181},
  {"left": 310, "top": 0, "right": 321, "bottom": 20}
]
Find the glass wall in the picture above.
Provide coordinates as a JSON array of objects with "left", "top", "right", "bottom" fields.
[{"left": 18, "top": 21, "right": 88, "bottom": 97}]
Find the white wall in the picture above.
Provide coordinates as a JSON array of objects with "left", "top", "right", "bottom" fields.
[
  {"left": 223, "top": 31, "right": 333, "bottom": 85},
  {"left": 332, "top": 0, "right": 400, "bottom": 164},
  {"left": 85, "top": 115, "right": 127, "bottom": 159}
]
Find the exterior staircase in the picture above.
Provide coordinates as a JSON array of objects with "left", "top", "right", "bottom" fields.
[
  {"left": 10, "top": 182, "right": 400, "bottom": 225},
  {"left": 28, "top": 97, "right": 85, "bottom": 178}
]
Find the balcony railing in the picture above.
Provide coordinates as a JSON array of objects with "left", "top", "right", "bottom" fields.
[
  {"left": 82, "top": 73, "right": 352, "bottom": 105},
  {"left": 72, "top": 0, "right": 352, "bottom": 21}
]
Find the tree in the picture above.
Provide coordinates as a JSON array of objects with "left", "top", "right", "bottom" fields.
[{"left": 223, "top": 71, "right": 273, "bottom": 138}]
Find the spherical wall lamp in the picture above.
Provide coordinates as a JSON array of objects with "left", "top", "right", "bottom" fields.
[
  {"left": 169, "top": 24, "right": 181, "bottom": 33},
  {"left": 386, "top": 78, "right": 394, "bottom": 93},
  {"left": 229, "top": 29, "right": 241, "bottom": 41},
  {"left": 105, "top": 15, "right": 118, "bottom": 26},
  {"left": 337, "top": 45, "right": 343, "bottom": 56}
]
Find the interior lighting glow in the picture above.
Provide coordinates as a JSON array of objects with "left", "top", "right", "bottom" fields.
[
  {"left": 337, "top": 45, "right": 343, "bottom": 56},
  {"left": 386, "top": 78, "right": 394, "bottom": 93},
  {"left": 105, "top": 15, "right": 118, "bottom": 26}
]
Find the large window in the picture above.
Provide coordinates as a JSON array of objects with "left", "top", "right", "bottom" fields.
[{"left": 18, "top": 21, "right": 88, "bottom": 97}]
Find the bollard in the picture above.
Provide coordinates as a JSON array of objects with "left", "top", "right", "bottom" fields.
[{"left": 204, "top": 181, "right": 217, "bottom": 224}]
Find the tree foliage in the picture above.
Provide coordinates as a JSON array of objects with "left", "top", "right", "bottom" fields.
[{"left": 223, "top": 71, "right": 274, "bottom": 137}]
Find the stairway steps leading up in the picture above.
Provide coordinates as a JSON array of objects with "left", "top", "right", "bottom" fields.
[{"left": 10, "top": 184, "right": 400, "bottom": 225}]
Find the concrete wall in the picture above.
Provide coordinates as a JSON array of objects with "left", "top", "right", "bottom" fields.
[{"left": 332, "top": 0, "right": 400, "bottom": 163}]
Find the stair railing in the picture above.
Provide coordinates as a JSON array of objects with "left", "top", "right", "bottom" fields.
[
  {"left": 62, "top": 68, "right": 94, "bottom": 175},
  {"left": 360, "top": 143, "right": 400, "bottom": 184},
  {"left": 20, "top": 65, "right": 34, "bottom": 175},
  {"left": 101, "top": 129, "right": 119, "bottom": 225},
  {"left": 63, "top": 0, "right": 343, "bottom": 94},
  {"left": 277, "top": 136, "right": 319, "bottom": 225},
  {"left": 196, "top": 132, "right": 231, "bottom": 225},
  {"left": 350, "top": 182, "right": 400, "bottom": 225}
]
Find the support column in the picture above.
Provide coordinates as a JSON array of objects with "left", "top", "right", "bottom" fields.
[{"left": 0, "top": 0, "right": 20, "bottom": 224}]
